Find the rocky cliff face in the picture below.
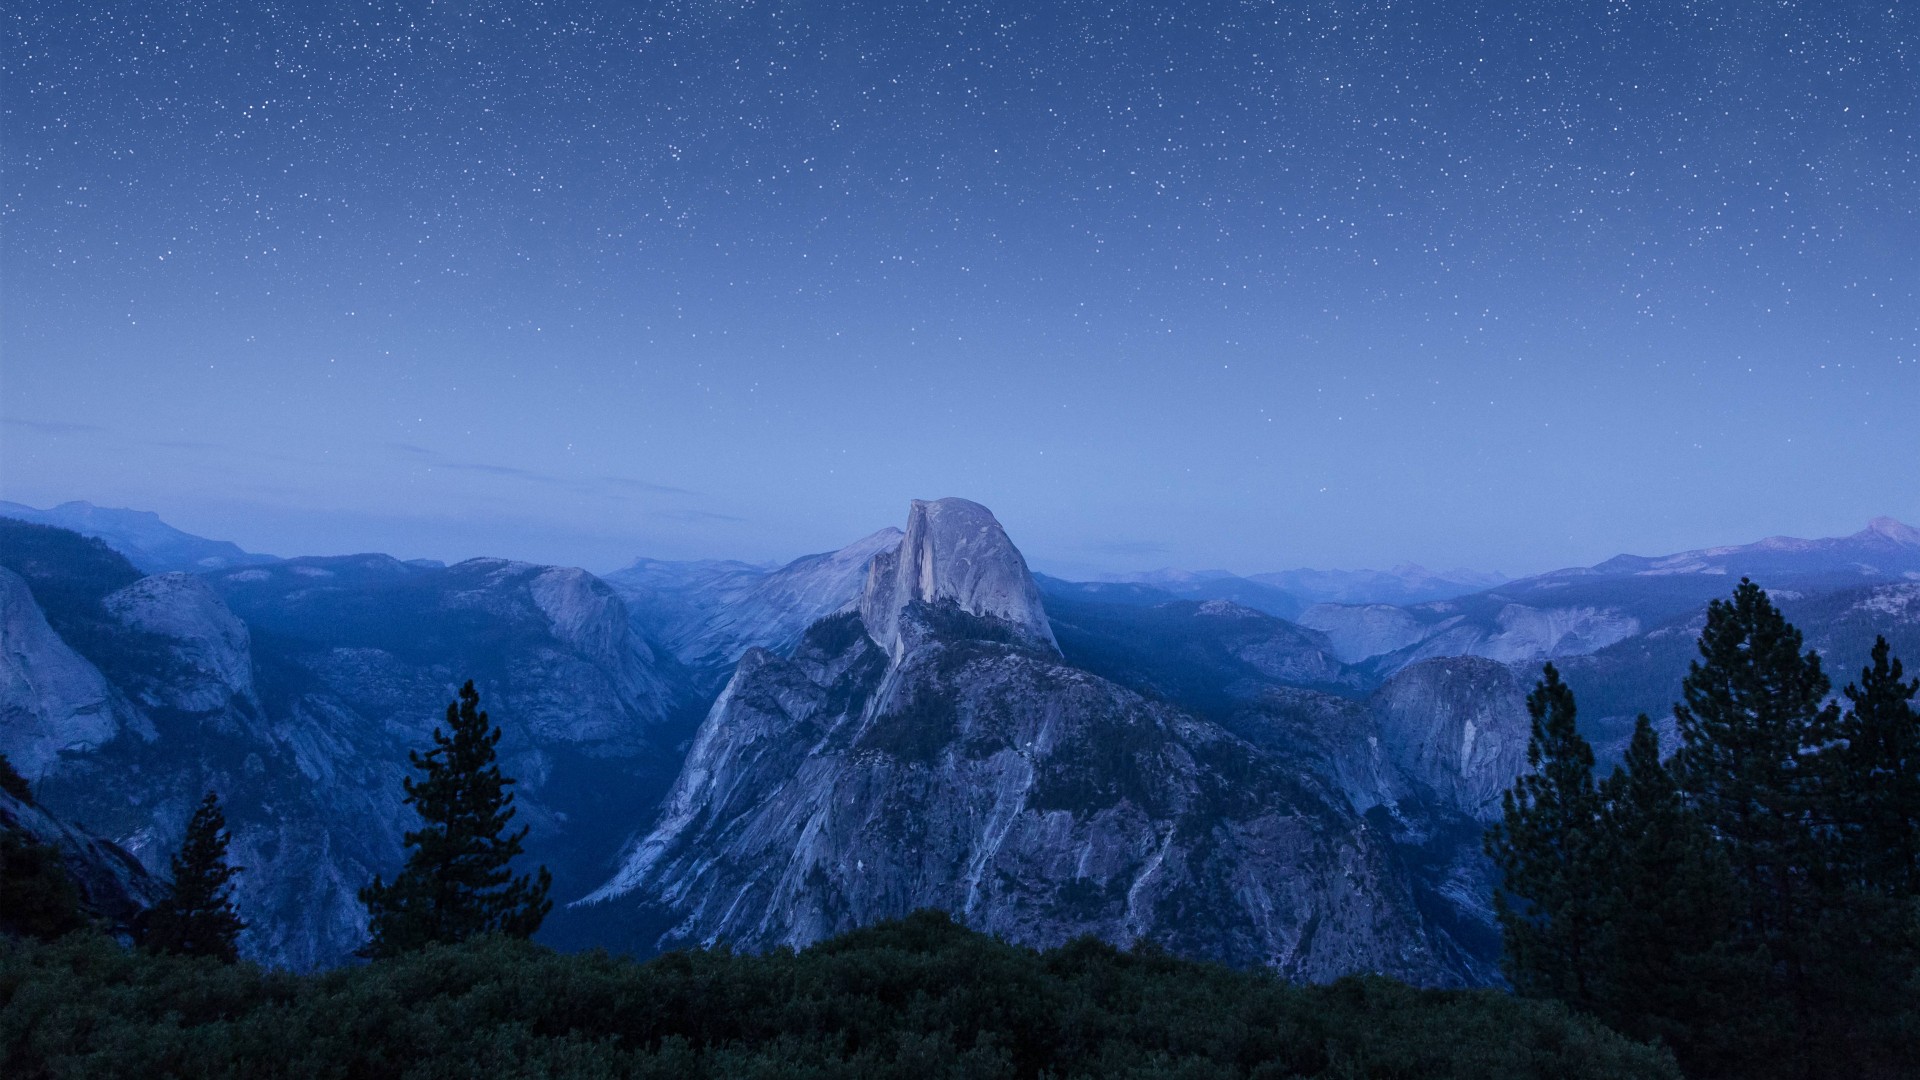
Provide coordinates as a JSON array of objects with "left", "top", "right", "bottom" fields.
[
  {"left": 0, "top": 566, "right": 142, "bottom": 779},
  {"left": 1, "top": 786, "right": 162, "bottom": 936},
  {"left": 1299, "top": 600, "right": 1640, "bottom": 672},
  {"left": 860, "top": 499, "right": 1056, "bottom": 657},
  {"left": 2, "top": 533, "right": 696, "bottom": 968},
  {"left": 580, "top": 500, "right": 1492, "bottom": 985},
  {"left": 607, "top": 529, "right": 902, "bottom": 686},
  {"left": 1368, "top": 658, "right": 1531, "bottom": 822},
  {"left": 104, "top": 572, "right": 259, "bottom": 716}
]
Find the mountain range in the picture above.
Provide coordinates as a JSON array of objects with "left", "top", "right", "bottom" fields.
[{"left": 3, "top": 498, "right": 1916, "bottom": 981}]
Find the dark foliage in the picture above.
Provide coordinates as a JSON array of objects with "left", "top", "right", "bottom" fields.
[
  {"left": 359, "top": 681, "right": 551, "bottom": 957},
  {"left": 1590, "top": 717, "right": 1754, "bottom": 1075},
  {"left": 1483, "top": 665, "right": 1608, "bottom": 1010},
  {"left": 0, "top": 832, "right": 89, "bottom": 941},
  {"left": 858, "top": 684, "right": 961, "bottom": 765},
  {"left": 0, "top": 754, "right": 31, "bottom": 804},
  {"left": 0, "top": 911, "right": 1679, "bottom": 1079},
  {"left": 1491, "top": 582, "right": 1920, "bottom": 1080},
  {"left": 141, "top": 792, "right": 246, "bottom": 963},
  {"left": 798, "top": 609, "right": 869, "bottom": 657},
  {"left": 1832, "top": 636, "right": 1920, "bottom": 896},
  {"left": 1672, "top": 580, "right": 1836, "bottom": 950},
  {"left": 908, "top": 600, "right": 1029, "bottom": 648}
]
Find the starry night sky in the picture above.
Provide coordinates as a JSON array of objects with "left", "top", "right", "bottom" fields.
[{"left": 3, "top": 1, "right": 1915, "bottom": 576}]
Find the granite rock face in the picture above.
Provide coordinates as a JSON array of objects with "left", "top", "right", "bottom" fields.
[
  {"left": 582, "top": 500, "right": 1491, "bottom": 985},
  {"left": 104, "top": 572, "right": 259, "bottom": 716},
  {"left": 860, "top": 498, "right": 1056, "bottom": 657},
  {"left": 606, "top": 528, "right": 903, "bottom": 687},
  {"left": 3, "top": 536, "right": 696, "bottom": 969},
  {"left": 0, "top": 566, "right": 138, "bottom": 779},
  {"left": 1368, "top": 657, "right": 1532, "bottom": 821},
  {"left": 1, "top": 786, "right": 162, "bottom": 936}
]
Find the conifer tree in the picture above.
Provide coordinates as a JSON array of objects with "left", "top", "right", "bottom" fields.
[
  {"left": 1805, "top": 636, "right": 1920, "bottom": 1076},
  {"left": 1484, "top": 664, "right": 1608, "bottom": 1009},
  {"left": 1671, "top": 579, "right": 1836, "bottom": 945},
  {"left": 359, "top": 680, "right": 551, "bottom": 958},
  {"left": 1593, "top": 716, "right": 1751, "bottom": 1075},
  {"left": 1831, "top": 636, "right": 1920, "bottom": 895},
  {"left": 142, "top": 791, "right": 246, "bottom": 962}
]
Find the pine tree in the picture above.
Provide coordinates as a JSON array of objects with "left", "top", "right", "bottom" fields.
[
  {"left": 1671, "top": 579, "right": 1836, "bottom": 946},
  {"left": 1669, "top": 580, "right": 1851, "bottom": 1079},
  {"left": 142, "top": 791, "right": 246, "bottom": 962},
  {"left": 1803, "top": 635, "right": 1920, "bottom": 1077},
  {"left": 1593, "top": 716, "right": 1753, "bottom": 1076},
  {"left": 359, "top": 680, "right": 552, "bottom": 958},
  {"left": 1831, "top": 636, "right": 1920, "bottom": 896},
  {"left": 1484, "top": 664, "right": 1609, "bottom": 1009}
]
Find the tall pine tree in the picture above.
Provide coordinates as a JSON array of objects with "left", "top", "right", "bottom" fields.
[
  {"left": 359, "top": 680, "right": 551, "bottom": 958},
  {"left": 1831, "top": 636, "right": 1920, "bottom": 895},
  {"left": 1672, "top": 579, "right": 1836, "bottom": 947},
  {"left": 1670, "top": 580, "right": 1852, "bottom": 1079},
  {"left": 1806, "top": 635, "right": 1920, "bottom": 1077},
  {"left": 1483, "top": 664, "right": 1609, "bottom": 1009},
  {"left": 142, "top": 791, "right": 246, "bottom": 962},
  {"left": 1594, "top": 716, "right": 1752, "bottom": 1077}
]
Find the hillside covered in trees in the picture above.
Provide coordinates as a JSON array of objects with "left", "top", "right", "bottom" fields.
[{"left": 0, "top": 912, "right": 1675, "bottom": 1079}]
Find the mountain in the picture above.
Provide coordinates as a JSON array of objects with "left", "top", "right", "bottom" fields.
[
  {"left": 605, "top": 529, "right": 903, "bottom": 688},
  {"left": 1250, "top": 565, "right": 1510, "bottom": 607},
  {"left": 2, "top": 781, "right": 162, "bottom": 938},
  {"left": 1298, "top": 518, "right": 1920, "bottom": 673},
  {"left": 573, "top": 498, "right": 1503, "bottom": 986},
  {"left": 0, "top": 520, "right": 698, "bottom": 968},
  {"left": 1041, "top": 586, "right": 1365, "bottom": 707},
  {"left": 1068, "top": 563, "right": 1509, "bottom": 621},
  {"left": 1565, "top": 517, "right": 1920, "bottom": 584},
  {"left": 1536, "top": 579, "right": 1920, "bottom": 762},
  {"left": 1090, "top": 569, "right": 1308, "bottom": 619},
  {"left": 0, "top": 501, "right": 277, "bottom": 574}
]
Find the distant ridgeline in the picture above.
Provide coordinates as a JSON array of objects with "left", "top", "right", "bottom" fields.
[{"left": 4, "top": 500, "right": 1919, "bottom": 1076}]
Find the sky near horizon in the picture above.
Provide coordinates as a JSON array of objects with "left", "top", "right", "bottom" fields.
[{"left": 3, "top": 1, "right": 1915, "bottom": 577}]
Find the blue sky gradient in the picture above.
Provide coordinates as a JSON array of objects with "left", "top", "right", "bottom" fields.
[{"left": 4, "top": 1, "right": 1915, "bottom": 575}]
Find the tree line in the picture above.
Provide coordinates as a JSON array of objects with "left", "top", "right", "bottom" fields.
[
  {"left": 1487, "top": 578, "right": 1919, "bottom": 1079},
  {"left": 1, "top": 679, "right": 550, "bottom": 964}
]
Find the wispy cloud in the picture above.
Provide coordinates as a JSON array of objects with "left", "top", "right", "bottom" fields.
[
  {"left": 599, "top": 475, "right": 698, "bottom": 497},
  {"left": 386, "top": 443, "right": 700, "bottom": 500},
  {"left": 1, "top": 417, "right": 105, "bottom": 435},
  {"left": 437, "top": 461, "right": 543, "bottom": 478}
]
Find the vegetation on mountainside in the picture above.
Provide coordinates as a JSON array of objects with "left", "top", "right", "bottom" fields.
[
  {"left": 1490, "top": 579, "right": 1920, "bottom": 1080},
  {"left": 359, "top": 680, "right": 551, "bottom": 958},
  {"left": 140, "top": 792, "right": 246, "bottom": 963},
  {"left": 0, "top": 911, "right": 1677, "bottom": 1079}
]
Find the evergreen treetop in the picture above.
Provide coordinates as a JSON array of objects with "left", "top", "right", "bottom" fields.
[
  {"left": 1592, "top": 716, "right": 1751, "bottom": 1074},
  {"left": 1833, "top": 636, "right": 1920, "bottom": 896},
  {"left": 142, "top": 791, "right": 246, "bottom": 963},
  {"left": 359, "top": 680, "right": 551, "bottom": 958},
  {"left": 1484, "top": 663, "right": 1608, "bottom": 1009},
  {"left": 1671, "top": 578, "right": 1836, "bottom": 941}
]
